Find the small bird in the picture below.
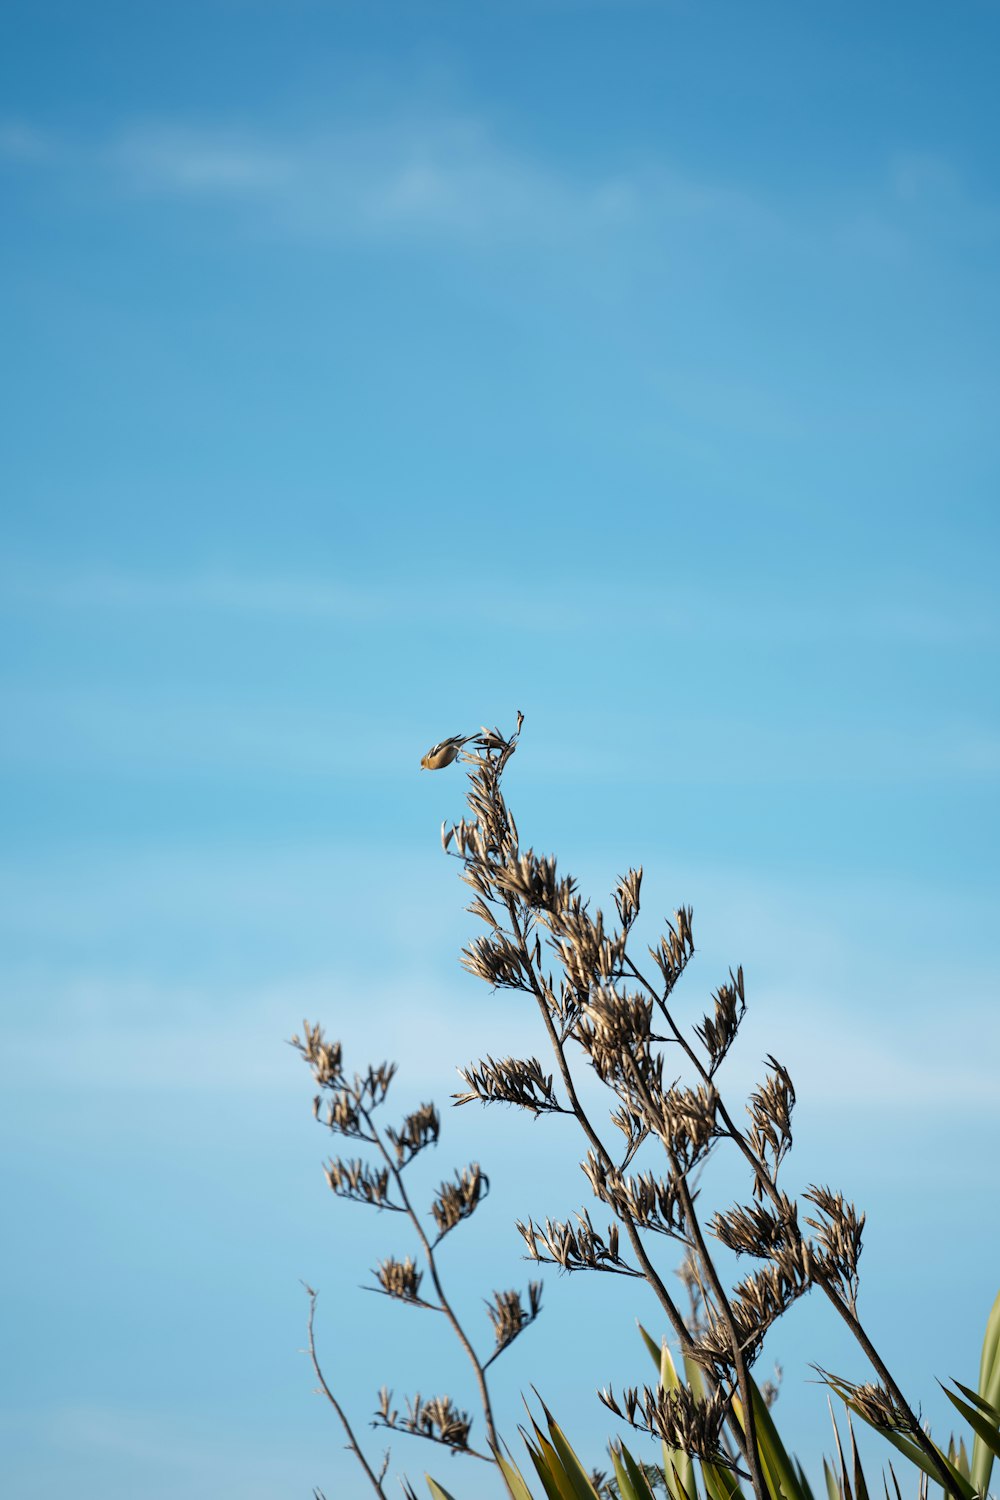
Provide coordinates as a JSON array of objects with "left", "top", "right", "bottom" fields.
[{"left": 420, "top": 734, "right": 469, "bottom": 771}]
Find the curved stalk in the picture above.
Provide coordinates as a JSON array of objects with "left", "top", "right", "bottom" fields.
[
  {"left": 359, "top": 1101, "right": 498, "bottom": 1456},
  {"left": 306, "top": 1287, "right": 389, "bottom": 1498},
  {"left": 505, "top": 899, "right": 695, "bottom": 1352},
  {"left": 674, "top": 1174, "right": 768, "bottom": 1500},
  {"left": 504, "top": 898, "right": 757, "bottom": 1479},
  {"left": 626, "top": 952, "right": 957, "bottom": 1496}
]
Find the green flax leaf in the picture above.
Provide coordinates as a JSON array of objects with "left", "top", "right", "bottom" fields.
[
  {"left": 619, "top": 1441, "right": 661, "bottom": 1500},
  {"left": 424, "top": 1476, "right": 461, "bottom": 1500},
  {"left": 496, "top": 1449, "right": 539, "bottom": 1500},
  {"left": 940, "top": 1383, "right": 1000, "bottom": 1465}
]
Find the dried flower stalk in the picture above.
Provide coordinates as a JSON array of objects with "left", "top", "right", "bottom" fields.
[
  {"left": 292, "top": 1015, "right": 541, "bottom": 1493},
  {"left": 297, "top": 714, "right": 957, "bottom": 1499},
  {"left": 430, "top": 714, "right": 955, "bottom": 1499}
]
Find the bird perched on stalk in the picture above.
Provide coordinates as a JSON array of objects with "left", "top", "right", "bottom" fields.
[{"left": 420, "top": 734, "right": 470, "bottom": 771}]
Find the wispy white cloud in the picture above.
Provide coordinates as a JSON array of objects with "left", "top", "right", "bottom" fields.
[
  {"left": 891, "top": 150, "right": 963, "bottom": 206},
  {"left": 0, "top": 563, "right": 396, "bottom": 621},
  {"left": 950, "top": 733, "right": 1000, "bottom": 775},
  {"left": 831, "top": 149, "right": 1000, "bottom": 260},
  {"left": 0, "top": 119, "right": 52, "bottom": 162},
  {"left": 113, "top": 127, "right": 290, "bottom": 193},
  {"left": 1, "top": 109, "right": 783, "bottom": 252},
  {"left": 2, "top": 844, "right": 996, "bottom": 1109},
  {"left": 0, "top": 559, "right": 995, "bottom": 784},
  {"left": 6, "top": 106, "right": 998, "bottom": 266},
  {"left": 2, "top": 561, "right": 996, "bottom": 646},
  {"left": 0, "top": 965, "right": 526, "bottom": 1094},
  {"left": 1, "top": 676, "right": 995, "bottom": 784},
  {"left": 105, "top": 114, "right": 645, "bottom": 248},
  {"left": 0, "top": 842, "right": 455, "bottom": 953},
  {"left": 889, "top": 150, "right": 1000, "bottom": 242},
  {"left": 725, "top": 989, "right": 1000, "bottom": 1113},
  {"left": 3, "top": 946, "right": 997, "bottom": 1119}
]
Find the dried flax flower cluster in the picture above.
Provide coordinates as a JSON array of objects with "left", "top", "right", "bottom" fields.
[
  {"left": 296, "top": 716, "right": 955, "bottom": 1500},
  {"left": 290, "top": 1012, "right": 542, "bottom": 1498}
]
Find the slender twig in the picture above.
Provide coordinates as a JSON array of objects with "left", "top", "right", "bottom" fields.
[
  {"left": 361, "top": 1286, "right": 440, "bottom": 1311},
  {"left": 358, "top": 1098, "right": 498, "bottom": 1454},
  {"left": 819, "top": 1285, "right": 957, "bottom": 1496},
  {"left": 304, "top": 1285, "right": 389, "bottom": 1499},
  {"left": 371, "top": 1415, "right": 492, "bottom": 1464}
]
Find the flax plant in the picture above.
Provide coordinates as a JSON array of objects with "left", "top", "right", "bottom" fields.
[
  {"left": 430, "top": 714, "right": 960, "bottom": 1500},
  {"left": 295, "top": 714, "right": 987, "bottom": 1500}
]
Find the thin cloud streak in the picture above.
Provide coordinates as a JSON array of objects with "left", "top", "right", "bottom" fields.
[
  {"left": 3, "top": 562, "right": 996, "bottom": 646},
  {"left": 0, "top": 966, "right": 540, "bottom": 1095},
  {"left": 2, "top": 846, "right": 997, "bottom": 1108},
  {"left": 2, "top": 681, "right": 995, "bottom": 784},
  {"left": 12, "top": 109, "right": 994, "bottom": 261},
  {"left": 0, "top": 120, "right": 52, "bottom": 162},
  {"left": 88, "top": 114, "right": 646, "bottom": 248},
  {"left": 102, "top": 120, "right": 1000, "bottom": 256},
  {"left": 0, "top": 565, "right": 395, "bottom": 621},
  {"left": 3, "top": 960, "right": 997, "bottom": 1116}
]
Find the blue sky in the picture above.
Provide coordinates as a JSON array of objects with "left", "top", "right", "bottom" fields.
[{"left": 2, "top": 2, "right": 999, "bottom": 1496}]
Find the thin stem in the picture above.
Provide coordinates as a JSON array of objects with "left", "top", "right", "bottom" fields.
[
  {"left": 503, "top": 898, "right": 759, "bottom": 1477},
  {"left": 627, "top": 954, "right": 956, "bottom": 1495},
  {"left": 463, "top": 755, "right": 763, "bottom": 1478},
  {"left": 505, "top": 897, "right": 760, "bottom": 1476},
  {"left": 819, "top": 1283, "right": 958, "bottom": 1495},
  {"left": 360, "top": 1101, "right": 498, "bottom": 1454},
  {"left": 371, "top": 1418, "right": 493, "bottom": 1464},
  {"left": 305, "top": 1286, "right": 388, "bottom": 1500},
  {"left": 615, "top": 1047, "right": 753, "bottom": 1478},
  {"left": 504, "top": 897, "right": 697, "bottom": 1359},
  {"left": 681, "top": 1260, "right": 741, "bottom": 1470},
  {"left": 361, "top": 1287, "right": 441, "bottom": 1312},
  {"left": 674, "top": 1175, "right": 768, "bottom": 1500}
]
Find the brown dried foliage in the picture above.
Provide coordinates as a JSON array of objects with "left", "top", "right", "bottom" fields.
[{"left": 295, "top": 715, "right": 947, "bottom": 1500}]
